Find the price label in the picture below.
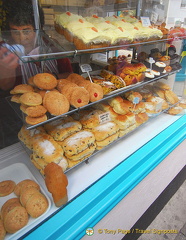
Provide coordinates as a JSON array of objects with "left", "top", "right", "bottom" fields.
[
  {"left": 80, "top": 64, "right": 92, "bottom": 73},
  {"left": 140, "top": 17, "right": 151, "bottom": 27},
  {"left": 133, "top": 97, "right": 140, "bottom": 104},
  {"left": 99, "top": 112, "right": 111, "bottom": 124}
]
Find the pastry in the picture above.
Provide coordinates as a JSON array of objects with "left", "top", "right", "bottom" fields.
[
  {"left": 96, "top": 132, "right": 119, "bottom": 149},
  {"left": 0, "top": 180, "right": 16, "bottom": 197},
  {"left": 3, "top": 206, "right": 28, "bottom": 233},
  {"left": 25, "top": 105, "right": 47, "bottom": 118},
  {"left": 168, "top": 106, "right": 183, "bottom": 115},
  {"left": 164, "top": 90, "right": 179, "bottom": 105},
  {"left": 32, "top": 134, "right": 64, "bottom": 164},
  {"left": 92, "top": 121, "right": 119, "bottom": 142},
  {"left": 33, "top": 73, "right": 58, "bottom": 90},
  {"left": 25, "top": 114, "right": 48, "bottom": 125},
  {"left": 43, "top": 91, "right": 70, "bottom": 116},
  {"left": 65, "top": 143, "right": 96, "bottom": 161},
  {"left": 19, "top": 92, "right": 43, "bottom": 106},
  {"left": 145, "top": 72, "right": 154, "bottom": 78},
  {"left": 79, "top": 109, "right": 104, "bottom": 129},
  {"left": 47, "top": 120, "right": 82, "bottom": 141},
  {"left": 108, "top": 96, "right": 132, "bottom": 115},
  {"left": 44, "top": 162, "right": 68, "bottom": 207},
  {"left": 61, "top": 130, "right": 95, "bottom": 156},
  {"left": 10, "top": 94, "right": 21, "bottom": 103},
  {"left": 119, "top": 123, "right": 137, "bottom": 137}
]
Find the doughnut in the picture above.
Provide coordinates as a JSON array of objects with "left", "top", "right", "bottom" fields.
[{"left": 33, "top": 73, "right": 58, "bottom": 90}]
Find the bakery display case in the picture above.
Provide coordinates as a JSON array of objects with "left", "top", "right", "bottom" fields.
[{"left": 0, "top": 0, "right": 186, "bottom": 239}]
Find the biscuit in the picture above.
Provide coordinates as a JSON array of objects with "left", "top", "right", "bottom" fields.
[
  {"left": 0, "top": 219, "right": 6, "bottom": 240},
  {"left": 96, "top": 132, "right": 119, "bottom": 149},
  {"left": 20, "top": 104, "right": 28, "bottom": 114},
  {"left": 0, "top": 180, "right": 16, "bottom": 197},
  {"left": 62, "top": 130, "right": 95, "bottom": 156},
  {"left": 3, "top": 206, "right": 28, "bottom": 233},
  {"left": 43, "top": 91, "right": 70, "bottom": 116},
  {"left": 25, "top": 114, "right": 48, "bottom": 125},
  {"left": 11, "top": 94, "right": 21, "bottom": 103},
  {"left": 20, "top": 187, "right": 40, "bottom": 207},
  {"left": 20, "top": 92, "right": 43, "bottom": 106},
  {"left": 14, "top": 179, "right": 40, "bottom": 197},
  {"left": 1, "top": 198, "right": 21, "bottom": 220},
  {"left": 33, "top": 73, "right": 58, "bottom": 90},
  {"left": 27, "top": 76, "right": 35, "bottom": 86},
  {"left": 25, "top": 192, "right": 49, "bottom": 218},
  {"left": 25, "top": 105, "right": 47, "bottom": 117},
  {"left": 68, "top": 87, "right": 90, "bottom": 108},
  {"left": 67, "top": 73, "right": 86, "bottom": 85},
  {"left": 10, "top": 84, "right": 34, "bottom": 94}
]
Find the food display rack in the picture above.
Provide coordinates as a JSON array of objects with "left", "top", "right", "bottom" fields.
[{"left": 0, "top": 0, "right": 186, "bottom": 239}]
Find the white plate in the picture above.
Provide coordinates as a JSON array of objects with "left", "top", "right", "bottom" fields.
[{"left": 0, "top": 162, "right": 51, "bottom": 240}]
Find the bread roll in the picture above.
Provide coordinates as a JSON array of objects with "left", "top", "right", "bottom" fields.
[{"left": 44, "top": 162, "right": 68, "bottom": 207}]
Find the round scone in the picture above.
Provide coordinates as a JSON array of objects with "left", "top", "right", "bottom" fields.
[
  {"left": 33, "top": 73, "right": 58, "bottom": 90},
  {"left": 0, "top": 219, "right": 6, "bottom": 240},
  {"left": 168, "top": 106, "right": 183, "bottom": 115},
  {"left": 10, "top": 84, "right": 34, "bottom": 94},
  {"left": 25, "top": 105, "right": 47, "bottom": 117},
  {"left": 14, "top": 179, "right": 40, "bottom": 197},
  {"left": 0, "top": 180, "right": 16, "bottom": 197},
  {"left": 43, "top": 91, "right": 70, "bottom": 116},
  {"left": 3, "top": 206, "right": 29, "bottom": 233},
  {"left": 19, "top": 92, "right": 43, "bottom": 106},
  {"left": 25, "top": 192, "right": 49, "bottom": 218},
  {"left": 25, "top": 114, "right": 48, "bottom": 125}
]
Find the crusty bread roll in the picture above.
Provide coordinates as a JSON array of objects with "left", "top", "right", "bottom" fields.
[
  {"left": 79, "top": 109, "right": 104, "bottom": 129},
  {"left": 44, "top": 162, "right": 68, "bottom": 207}
]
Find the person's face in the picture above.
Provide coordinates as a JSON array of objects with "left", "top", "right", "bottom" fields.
[{"left": 9, "top": 25, "right": 36, "bottom": 53}]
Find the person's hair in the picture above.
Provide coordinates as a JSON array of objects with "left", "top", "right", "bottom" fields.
[{"left": 2, "top": 0, "right": 44, "bottom": 31}]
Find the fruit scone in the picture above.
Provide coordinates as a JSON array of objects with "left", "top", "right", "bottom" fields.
[
  {"left": 18, "top": 125, "right": 46, "bottom": 150},
  {"left": 61, "top": 130, "right": 96, "bottom": 165},
  {"left": 31, "top": 134, "right": 68, "bottom": 174},
  {"left": 92, "top": 121, "right": 119, "bottom": 150}
]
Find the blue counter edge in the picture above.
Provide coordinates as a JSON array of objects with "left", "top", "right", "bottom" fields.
[{"left": 22, "top": 115, "right": 186, "bottom": 240}]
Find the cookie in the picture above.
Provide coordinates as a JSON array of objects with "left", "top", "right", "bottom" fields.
[
  {"left": 10, "top": 94, "right": 21, "bottom": 103},
  {"left": 1, "top": 198, "right": 21, "bottom": 220},
  {"left": 25, "top": 192, "right": 49, "bottom": 218},
  {"left": 19, "top": 92, "right": 43, "bottom": 106},
  {"left": 25, "top": 105, "right": 47, "bottom": 117},
  {"left": 0, "top": 219, "right": 6, "bottom": 240},
  {"left": 25, "top": 114, "right": 48, "bottom": 125},
  {"left": 33, "top": 73, "right": 58, "bottom": 90},
  {"left": 43, "top": 91, "right": 70, "bottom": 116},
  {"left": 3, "top": 206, "right": 28, "bottom": 233},
  {"left": 10, "top": 84, "right": 34, "bottom": 94},
  {"left": 0, "top": 180, "right": 16, "bottom": 197},
  {"left": 14, "top": 179, "right": 40, "bottom": 197},
  {"left": 20, "top": 187, "right": 40, "bottom": 207}
]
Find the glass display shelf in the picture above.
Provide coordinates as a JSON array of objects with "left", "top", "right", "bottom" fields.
[
  {"left": 1, "top": 29, "right": 185, "bottom": 63},
  {"left": 7, "top": 67, "right": 182, "bottom": 131}
]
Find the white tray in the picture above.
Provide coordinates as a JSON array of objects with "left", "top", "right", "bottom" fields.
[{"left": 0, "top": 162, "right": 51, "bottom": 240}]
